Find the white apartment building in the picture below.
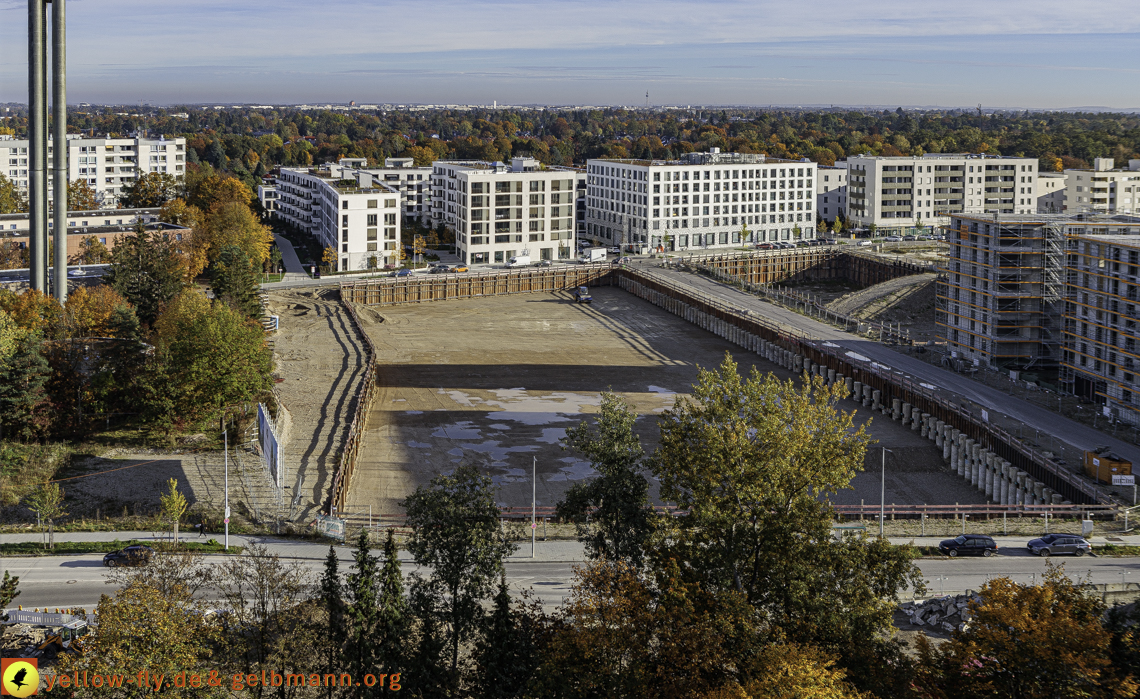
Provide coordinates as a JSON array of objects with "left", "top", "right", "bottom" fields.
[
  {"left": 0, "top": 134, "right": 187, "bottom": 206},
  {"left": 262, "top": 158, "right": 430, "bottom": 227},
  {"left": 273, "top": 166, "right": 401, "bottom": 271},
  {"left": 846, "top": 154, "right": 1039, "bottom": 235},
  {"left": 1037, "top": 172, "right": 1067, "bottom": 213},
  {"left": 335, "top": 157, "right": 432, "bottom": 222},
  {"left": 585, "top": 149, "right": 818, "bottom": 252},
  {"left": 816, "top": 163, "right": 848, "bottom": 223},
  {"left": 431, "top": 158, "right": 580, "bottom": 265},
  {"left": 1064, "top": 158, "right": 1140, "bottom": 216}
]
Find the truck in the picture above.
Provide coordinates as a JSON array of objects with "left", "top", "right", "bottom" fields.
[
  {"left": 578, "top": 247, "right": 607, "bottom": 264},
  {"left": 506, "top": 254, "right": 531, "bottom": 268}
]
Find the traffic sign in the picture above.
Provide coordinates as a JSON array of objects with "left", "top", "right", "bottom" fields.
[
  {"left": 224, "top": 518, "right": 230, "bottom": 524},
  {"left": 531, "top": 523, "right": 537, "bottom": 529}
]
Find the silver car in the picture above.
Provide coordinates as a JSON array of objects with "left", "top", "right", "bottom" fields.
[{"left": 1026, "top": 534, "right": 1090, "bottom": 557}]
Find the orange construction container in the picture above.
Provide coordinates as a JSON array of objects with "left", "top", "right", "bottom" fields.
[{"left": 1084, "top": 449, "right": 1133, "bottom": 485}]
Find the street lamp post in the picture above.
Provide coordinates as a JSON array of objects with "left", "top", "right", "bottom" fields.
[
  {"left": 531, "top": 456, "right": 536, "bottom": 559},
  {"left": 223, "top": 424, "right": 230, "bottom": 551},
  {"left": 880, "top": 447, "right": 892, "bottom": 538}
]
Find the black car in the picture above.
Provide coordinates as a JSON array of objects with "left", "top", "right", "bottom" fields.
[
  {"left": 1027, "top": 533, "right": 1090, "bottom": 557},
  {"left": 103, "top": 544, "right": 155, "bottom": 567},
  {"left": 938, "top": 534, "right": 998, "bottom": 557}
]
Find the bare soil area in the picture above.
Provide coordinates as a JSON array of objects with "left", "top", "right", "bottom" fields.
[{"left": 347, "top": 286, "right": 986, "bottom": 518}]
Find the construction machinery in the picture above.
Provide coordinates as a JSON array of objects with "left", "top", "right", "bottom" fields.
[{"left": 35, "top": 619, "right": 88, "bottom": 657}]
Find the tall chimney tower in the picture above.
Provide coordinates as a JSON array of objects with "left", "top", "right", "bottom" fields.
[{"left": 27, "top": 0, "right": 67, "bottom": 301}]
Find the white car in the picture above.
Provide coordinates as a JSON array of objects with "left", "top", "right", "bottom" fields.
[
  {"left": 608, "top": 246, "right": 621, "bottom": 254},
  {"left": 856, "top": 240, "right": 873, "bottom": 246},
  {"left": 884, "top": 235, "right": 903, "bottom": 242}
]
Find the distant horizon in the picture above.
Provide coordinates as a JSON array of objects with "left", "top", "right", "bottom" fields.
[
  {"left": 3, "top": 1, "right": 1139, "bottom": 108},
  {"left": 3, "top": 102, "right": 1140, "bottom": 114}
]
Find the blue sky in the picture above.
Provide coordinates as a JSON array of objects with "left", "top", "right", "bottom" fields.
[{"left": 1, "top": 0, "right": 1139, "bottom": 108}]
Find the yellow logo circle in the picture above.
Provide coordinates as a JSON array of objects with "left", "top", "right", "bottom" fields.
[{"left": 3, "top": 661, "right": 39, "bottom": 698}]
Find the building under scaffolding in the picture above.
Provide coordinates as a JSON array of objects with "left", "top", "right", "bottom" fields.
[
  {"left": 937, "top": 214, "right": 1067, "bottom": 373},
  {"left": 1060, "top": 218, "right": 1140, "bottom": 424}
]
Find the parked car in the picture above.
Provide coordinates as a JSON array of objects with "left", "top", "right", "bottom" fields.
[
  {"left": 756, "top": 243, "right": 774, "bottom": 250},
  {"left": 823, "top": 238, "right": 838, "bottom": 245},
  {"left": 884, "top": 235, "right": 903, "bottom": 242},
  {"left": 938, "top": 534, "right": 998, "bottom": 557},
  {"left": 1026, "top": 533, "right": 1090, "bottom": 557},
  {"left": 103, "top": 544, "right": 155, "bottom": 567},
  {"left": 574, "top": 286, "right": 592, "bottom": 304},
  {"left": 856, "top": 240, "right": 873, "bottom": 247},
  {"left": 452, "top": 264, "right": 468, "bottom": 272},
  {"left": 608, "top": 246, "right": 621, "bottom": 254},
  {"left": 903, "top": 234, "right": 917, "bottom": 241},
  {"left": 612, "top": 256, "right": 632, "bottom": 265},
  {"left": 428, "top": 265, "right": 450, "bottom": 274},
  {"left": 391, "top": 268, "right": 412, "bottom": 277},
  {"left": 533, "top": 259, "right": 552, "bottom": 267}
]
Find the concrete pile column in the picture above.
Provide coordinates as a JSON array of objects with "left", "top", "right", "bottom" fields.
[
  {"left": 968, "top": 442, "right": 980, "bottom": 486},
  {"left": 872, "top": 389, "right": 882, "bottom": 412},
  {"left": 1014, "top": 471, "right": 1026, "bottom": 505},
  {"left": 950, "top": 436, "right": 960, "bottom": 473},
  {"left": 911, "top": 410, "right": 921, "bottom": 432},
  {"left": 921, "top": 413, "right": 931, "bottom": 437},
  {"left": 852, "top": 381, "right": 863, "bottom": 403},
  {"left": 827, "top": 368, "right": 836, "bottom": 385},
  {"left": 935, "top": 421, "right": 945, "bottom": 448},
  {"left": 984, "top": 453, "right": 995, "bottom": 498},
  {"left": 862, "top": 385, "right": 873, "bottom": 407},
  {"left": 1033, "top": 481, "right": 1046, "bottom": 506},
  {"left": 892, "top": 399, "right": 902, "bottom": 420},
  {"left": 1051, "top": 493, "right": 1064, "bottom": 505},
  {"left": 842, "top": 376, "right": 852, "bottom": 398},
  {"left": 957, "top": 435, "right": 968, "bottom": 477}
]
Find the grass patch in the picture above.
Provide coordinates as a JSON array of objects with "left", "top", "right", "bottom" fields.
[
  {"left": 1094, "top": 544, "right": 1140, "bottom": 557},
  {"left": 0, "top": 538, "right": 243, "bottom": 556}
]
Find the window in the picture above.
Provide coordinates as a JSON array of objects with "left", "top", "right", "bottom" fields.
[
  {"left": 367, "top": 199, "right": 378, "bottom": 208},
  {"left": 367, "top": 214, "right": 378, "bottom": 226}
]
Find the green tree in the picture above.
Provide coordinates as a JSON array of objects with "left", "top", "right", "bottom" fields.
[
  {"left": 25, "top": 482, "right": 68, "bottom": 550},
  {"left": 649, "top": 355, "right": 923, "bottom": 691},
  {"left": 319, "top": 546, "right": 347, "bottom": 699},
  {"left": 556, "top": 391, "right": 655, "bottom": 567},
  {"left": 792, "top": 223, "right": 803, "bottom": 239},
  {"left": 119, "top": 171, "right": 181, "bottom": 208},
  {"left": 78, "top": 235, "right": 111, "bottom": 264},
  {"left": 867, "top": 222, "right": 878, "bottom": 238},
  {"left": 377, "top": 530, "right": 409, "bottom": 678},
  {"left": 159, "top": 477, "right": 188, "bottom": 542},
  {"left": 474, "top": 573, "right": 541, "bottom": 699},
  {"left": 346, "top": 530, "right": 381, "bottom": 699},
  {"left": 407, "top": 584, "right": 448, "bottom": 699},
  {"left": 104, "top": 223, "right": 188, "bottom": 326},
  {"left": 0, "top": 570, "right": 19, "bottom": 636},
  {"left": 0, "top": 174, "right": 27, "bottom": 214},
  {"left": 0, "top": 333, "right": 52, "bottom": 441},
  {"left": 403, "top": 465, "right": 517, "bottom": 693},
  {"left": 67, "top": 179, "right": 101, "bottom": 211},
  {"left": 152, "top": 290, "right": 272, "bottom": 421},
  {"left": 210, "top": 245, "right": 261, "bottom": 319}
]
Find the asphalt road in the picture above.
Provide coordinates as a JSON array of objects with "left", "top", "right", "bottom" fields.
[
  {"left": 7, "top": 551, "right": 1139, "bottom": 612},
  {"left": 641, "top": 264, "right": 1140, "bottom": 468}
]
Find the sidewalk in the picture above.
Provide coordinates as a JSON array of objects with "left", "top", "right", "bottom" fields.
[
  {"left": 273, "top": 234, "right": 312, "bottom": 283},
  {"left": 0, "top": 530, "right": 589, "bottom": 563}
]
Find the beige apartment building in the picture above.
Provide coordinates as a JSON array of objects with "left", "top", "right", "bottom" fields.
[
  {"left": 1064, "top": 158, "right": 1140, "bottom": 216},
  {"left": 432, "top": 158, "right": 580, "bottom": 265},
  {"left": 847, "top": 154, "right": 1038, "bottom": 235}
]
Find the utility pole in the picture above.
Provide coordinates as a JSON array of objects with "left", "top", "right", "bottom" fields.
[
  {"left": 224, "top": 425, "right": 230, "bottom": 551},
  {"left": 531, "top": 456, "right": 536, "bottom": 558}
]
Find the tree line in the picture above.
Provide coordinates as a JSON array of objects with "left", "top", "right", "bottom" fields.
[{"left": 4, "top": 356, "right": 1135, "bottom": 698}]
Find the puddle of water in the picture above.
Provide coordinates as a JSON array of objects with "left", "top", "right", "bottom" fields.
[
  {"left": 392, "top": 398, "right": 406, "bottom": 402},
  {"left": 444, "top": 390, "right": 484, "bottom": 407},
  {"left": 407, "top": 441, "right": 432, "bottom": 449},
  {"left": 488, "top": 423, "right": 511, "bottom": 430},
  {"left": 484, "top": 390, "right": 602, "bottom": 426},
  {"left": 648, "top": 385, "right": 675, "bottom": 395},
  {"left": 459, "top": 440, "right": 538, "bottom": 463},
  {"left": 490, "top": 468, "right": 529, "bottom": 485},
  {"left": 432, "top": 421, "right": 482, "bottom": 440},
  {"left": 447, "top": 448, "right": 465, "bottom": 457},
  {"left": 536, "top": 428, "right": 566, "bottom": 444},
  {"left": 547, "top": 457, "right": 597, "bottom": 482}
]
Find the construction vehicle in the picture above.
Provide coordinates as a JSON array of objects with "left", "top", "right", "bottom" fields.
[{"left": 35, "top": 619, "right": 88, "bottom": 657}]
